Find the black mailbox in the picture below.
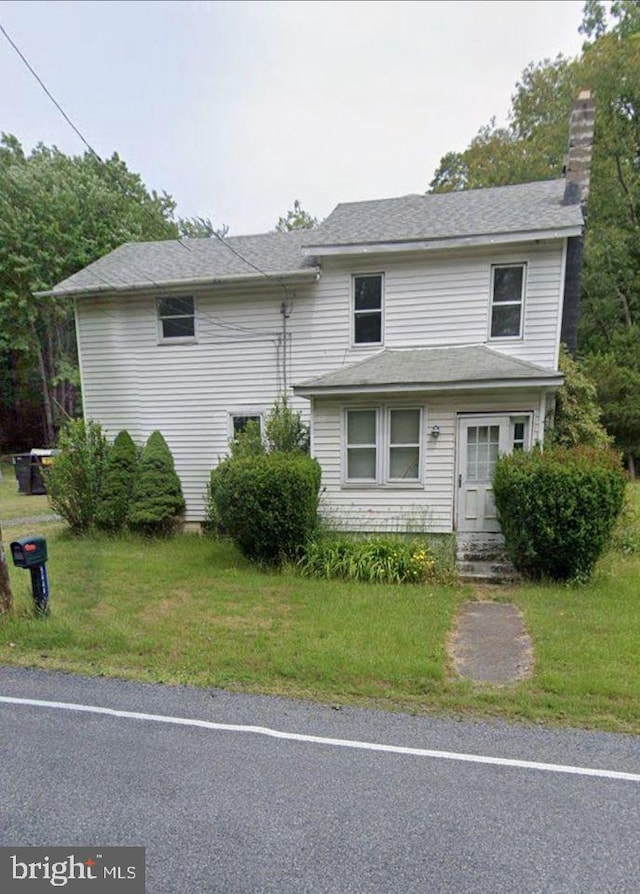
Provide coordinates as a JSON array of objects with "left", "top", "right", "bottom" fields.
[{"left": 10, "top": 535, "right": 48, "bottom": 568}]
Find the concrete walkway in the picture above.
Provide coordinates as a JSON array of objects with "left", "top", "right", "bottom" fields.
[{"left": 450, "top": 601, "right": 533, "bottom": 684}]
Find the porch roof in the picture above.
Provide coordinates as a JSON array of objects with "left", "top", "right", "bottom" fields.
[{"left": 294, "top": 345, "right": 563, "bottom": 397}]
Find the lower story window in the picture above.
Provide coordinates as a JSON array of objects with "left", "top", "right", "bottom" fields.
[
  {"left": 389, "top": 409, "right": 420, "bottom": 480},
  {"left": 345, "top": 407, "right": 422, "bottom": 484},
  {"left": 232, "top": 414, "right": 261, "bottom": 437},
  {"left": 347, "top": 409, "right": 377, "bottom": 480}
]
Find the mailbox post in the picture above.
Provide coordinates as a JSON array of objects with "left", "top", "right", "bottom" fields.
[{"left": 10, "top": 535, "right": 49, "bottom": 615}]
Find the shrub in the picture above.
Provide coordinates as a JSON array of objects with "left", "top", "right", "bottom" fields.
[
  {"left": 493, "top": 446, "right": 626, "bottom": 581},
  {"left": 45, "top": 419, "right": 111, "bottom": 533},
  {"left": 549, "top": 348, "right": 611, "bottom": 449},
  {"left": 298, "top": 535, "right": 450, "bottom": 585},
  {"left": 211, "top": 453, "right": 321, "bottom": 564},
  {"left": 128, "top": 431, "right": 185, "bottom": 535},
  {"left": 95, "top": 430, "right": 139, "bottom": 532},
  {"left": 229, "top": 419, "right": 265, "bottom": 459},
  {"left": 265, "top": 398, "right": 310, "bottom": 454}
]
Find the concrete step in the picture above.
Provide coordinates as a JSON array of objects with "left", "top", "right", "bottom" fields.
[
  {"left": 456, "top": 534, "right": 508, "bottom": 562},
  {"left": 457, "top": 560, "right": 520, "bottom": 584}
]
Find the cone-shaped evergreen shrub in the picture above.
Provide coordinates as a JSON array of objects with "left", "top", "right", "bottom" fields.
[
  {"left": 95, "top": 430, "right": 138, "bottom": 532},
  {"left": 493, "top": 446, "right": 626, "bottom": 581},
  {"left": 128, "top": 431, "right": 185, "bottom": 535}
]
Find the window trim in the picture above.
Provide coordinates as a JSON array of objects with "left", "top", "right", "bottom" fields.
[
  {"left": 488, "top": 263, "right": 526, "bottom": 341},
  {"left": 351, "top": 273, "right": 384, "bottom": 347},
  {"left": 345, "top": 408, "right": 379, "bottom": 483},
  {"left": 157, "top": 295, "right": 197, "bottom": 344},
  {"left": 343, "top": 405, "right": 424, "bottom": 487},
  {"left": 386, "top": 407, "right": 422, "bottom": 483}
]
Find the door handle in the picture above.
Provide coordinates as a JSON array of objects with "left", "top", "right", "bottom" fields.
[{"left": 458, "top": 474, "right": 462, "bottom": 488}]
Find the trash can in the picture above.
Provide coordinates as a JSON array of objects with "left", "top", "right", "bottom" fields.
[
  {"left": 13, "top": 454, "right": 33, "bottom": 494},
  {"left": 12, "top": 450, "right": 59, "bottom": 496}
]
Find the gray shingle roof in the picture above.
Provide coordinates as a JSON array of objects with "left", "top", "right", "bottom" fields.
[
  {"left": 42, "top": 178, "right": 582, "bottom": 297},
  {"left": 295, "top": 346, "right": 562, "bottom": 395},
  {"left": 303, "top": 179, "right": 582, "bottom": 250},
  {"left": 44, "top": 229, "right": 319, "bottom": 297}
]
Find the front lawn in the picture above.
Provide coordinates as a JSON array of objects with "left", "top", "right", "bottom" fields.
[
  {"left": 0, "top": 461, "right": 53, "bottom": 522},
  {"left": 0, "top": 487, "right": 639, "bottom": 734}
]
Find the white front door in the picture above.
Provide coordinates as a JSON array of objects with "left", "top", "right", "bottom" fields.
[{"left": 456, "top": 415, "right": 516, "bottom": 533}]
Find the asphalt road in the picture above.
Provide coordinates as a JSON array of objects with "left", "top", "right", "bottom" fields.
[{"left": 0, "top": 667, "right": 638, "bottom": 893}]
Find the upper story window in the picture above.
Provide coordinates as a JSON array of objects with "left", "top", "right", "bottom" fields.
[
  {"left": 157, "top": 296, "right": 195, "bottom": 340},
  {"left": 490, "top": 264, "right": 525, "bottom": 339},
  {"left": 353, "top": 274, "right": 383, "bottom": 345}
]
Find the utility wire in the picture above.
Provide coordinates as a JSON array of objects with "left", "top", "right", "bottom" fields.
[
  {"left": 0, "top": 22, "right": 102, "bottom": 161},
  {"left": 1, "top": 22, "right": 298, "bottom": 302}
]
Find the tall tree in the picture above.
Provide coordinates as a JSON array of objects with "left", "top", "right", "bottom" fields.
[
  {"left": 426, "top": 1, "right": 640, "bottom": 473},
  {"left": 0, "top": 137, "right": 179, "bottom": 446},
  {"left": 275, "top": 199, "right": 318, "bottom": 232}
]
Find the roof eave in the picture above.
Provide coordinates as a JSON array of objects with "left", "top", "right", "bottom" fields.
[
  {"left": 301, "top": 226, "right": 583, "bottom": 257},
  {"left": 294, "top": 376, "right": 563, "bottom": 398},
  {"left": 36, "top": 266, "right": 321, "bottom": 299}
]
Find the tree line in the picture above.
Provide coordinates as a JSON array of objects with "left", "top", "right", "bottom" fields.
[
  {"left": 1, "top": 0, "right": 637, "bottom": 473},
  {"left": 429, "top": 0, "right": 640, "bottom": 474}
]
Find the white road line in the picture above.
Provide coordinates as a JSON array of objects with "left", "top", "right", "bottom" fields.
[{"left": 1, "top": 695, "right": 638, "bottom": 783}]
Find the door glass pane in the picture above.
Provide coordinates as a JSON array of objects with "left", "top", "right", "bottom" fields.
[
  {"left": 466, "top": 424, "right": 500, "bottom": 480},
  {"left": 348, "top": 410, "right": 376, "bottom": 445},
  {"left": 389, "top": 447, "right": 419, "bottom": 479},
  {"left": 348, "top": 448, "right": 376, "bottom": 479},
  {"left": 390, "top": 409, "right": 420, "bottom": 444}
]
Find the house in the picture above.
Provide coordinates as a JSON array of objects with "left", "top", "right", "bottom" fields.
[{"left": 40, "top": 93, "right": 594, "bottom": 542}]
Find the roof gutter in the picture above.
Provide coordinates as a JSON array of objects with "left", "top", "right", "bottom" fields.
[
  {"left": 35, "top": 266, "right": 321, "bottom": 299},
  {"left": 301, "top": 227, "right": 582, "bottom": 257}
]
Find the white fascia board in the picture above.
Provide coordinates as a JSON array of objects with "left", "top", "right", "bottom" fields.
[
  {"left": 301, "top": 227, "right": 583, "bottom": 257},
  {"left": 294, "top": 375, "right": 564, "bottom": 399},
  {"left": 35, "top": 267, "right": 321, "bottom": 299}
]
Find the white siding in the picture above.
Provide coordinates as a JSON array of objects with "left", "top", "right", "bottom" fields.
[
  {"left": 76, "top": 239, "right": 565, "bottom": 521},
  {"left": 314, "top": 390, "right": 545, "bottom": 534}
]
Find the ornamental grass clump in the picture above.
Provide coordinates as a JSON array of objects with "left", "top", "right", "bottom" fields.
[
  {"left": 95, "top": 430, "right": 138, "bottom": 532},
  {"left": 299, "top": 535, "right": 444, "bottom": 585},
  {"left": 493, "top": 446, "right": 626, "bottom": 581},
  {"left": 128, "top": 431, "right": 185, "bottom": 536}
]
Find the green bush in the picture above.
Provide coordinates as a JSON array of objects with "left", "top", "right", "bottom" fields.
[
  {"left": 45, "top": 419, "right": 111, "bottom": 533},
  {"left": 493, "top": 446, "right": 626, "bottom": 581},
  {"left": 298, "top": 535, "right": 452, "bottom": 585},
  {"left": 128, "top": 431, "right": 185, "bottom": 535},
  {"left": 210, "top": 453, "right": 321, "bottom": 564},
  {"left": 229, "top": 419, "right": 265, "bottom": 459},
  {"left": 264, "top": 398, "right": 310, "bottom": 454},
  {"left": 95, "top": 430, "right": 138, "bottom": 532}
]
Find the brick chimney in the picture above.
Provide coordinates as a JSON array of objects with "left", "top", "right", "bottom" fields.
[{"left": 563, "top": 89, "right": 596, "bottom": 207}]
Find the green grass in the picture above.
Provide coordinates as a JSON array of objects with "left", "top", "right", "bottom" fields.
[
  {"left": 0, "top": 461, "right": 54, "bottom": 521},
  {"left": 0, "top": 475, "right": 639, "bottom": 734}
]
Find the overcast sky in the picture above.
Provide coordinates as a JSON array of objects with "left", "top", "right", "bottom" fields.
[{"left": 1, "top": 0, "right": 586, "bottom": 235}]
